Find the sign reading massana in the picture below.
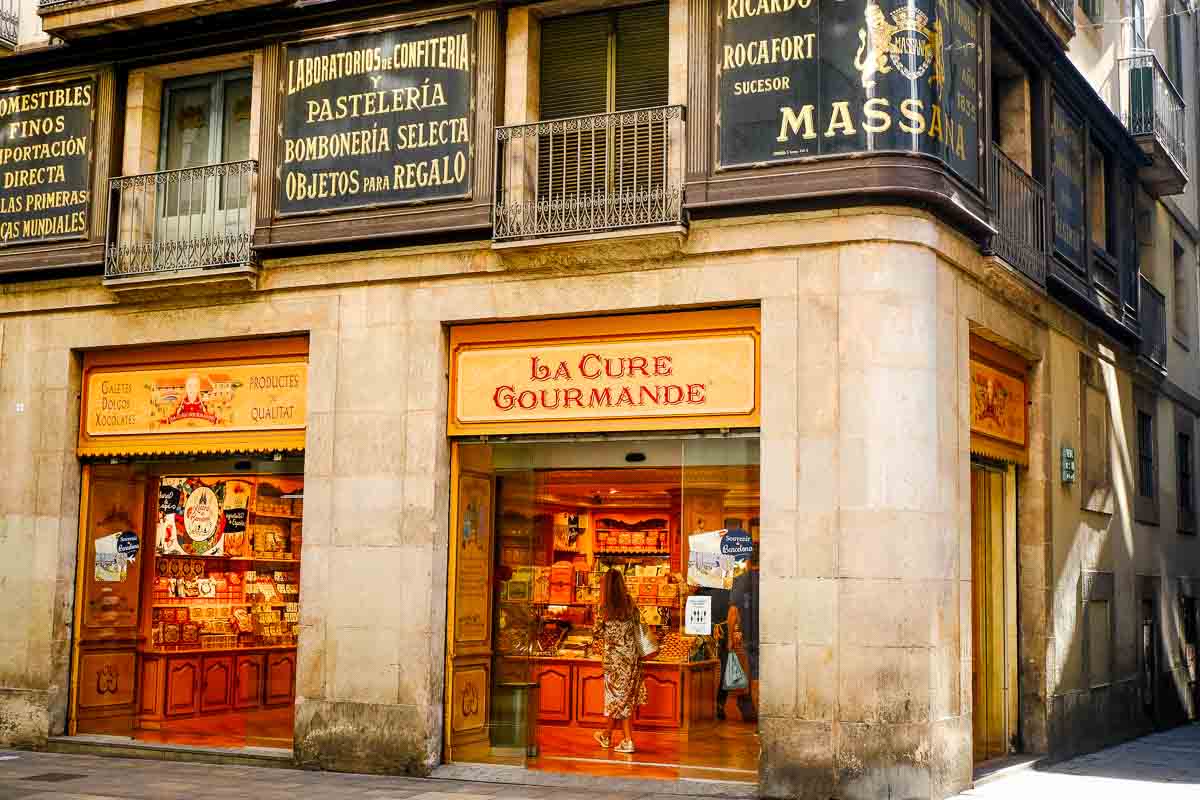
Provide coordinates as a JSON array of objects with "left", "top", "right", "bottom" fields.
[
  {"left": 0, "top": 77, "right": 94, "bottom": 246},
  {"left": 278, "top": 16, "right": 473, "bottom": 215},
  {"left": 450, "top": 312, "right": 760, "bottom": 433},
  {"left": 84, "top": 362, "right": 308, "bottom": 437},
  {"left": 718, "top": 0, "right": 981, "bottom": 186}
]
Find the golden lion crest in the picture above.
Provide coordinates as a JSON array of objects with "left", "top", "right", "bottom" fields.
[{"left": 855, "top": 1, "right": 945, "bottom": 90}]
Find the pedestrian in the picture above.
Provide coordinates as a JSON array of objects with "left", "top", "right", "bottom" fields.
[{"left": 593, "top": 568, "right": 647, "bottom": 754}]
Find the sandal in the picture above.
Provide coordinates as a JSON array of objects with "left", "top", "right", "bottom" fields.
[
  {"left": 593, "top": 731, "right": 611, "bottom": 748},
  {"left": 614, "top": 739, "right": 635, "bottom": 754}
]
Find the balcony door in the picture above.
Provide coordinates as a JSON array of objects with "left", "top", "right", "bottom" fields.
[
  {"left": 158, "top": 70, "right": 252, "bottom": 248},
  {"left": 537, "top": 4, "right": 668, "bottom": 210}
]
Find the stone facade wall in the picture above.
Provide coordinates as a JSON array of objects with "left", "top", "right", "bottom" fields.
[{"left": 2, "top": 205, "right": 1198, "bottom": 797}]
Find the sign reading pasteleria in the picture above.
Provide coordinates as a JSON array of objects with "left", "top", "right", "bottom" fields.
[
  {"left": 0, "top": 77, "right": 94, "bottom": 246},
  {"left": 279, "top": 16, "right": 473, "bottom": 215},
  {"left": 718, "top": 0, "right": 981, "bottom": 187}
]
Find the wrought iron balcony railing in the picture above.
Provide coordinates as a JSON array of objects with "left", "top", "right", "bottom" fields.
[
  {"left": 1119, "top": 53, "right": 1188, "bottom": 173},
  {"left": 1139, "top": 274, "right": 1167, "bottom": 371},
  {"left": 1050, "top": 0, "right": 1075, "bottom": 23},
  {"left": 1, "top": 0, "right": 19, "bottom": 49},
  {"left": 494, "top": 105, "right": 685, "bottom": 243},
  {"left": 105, "top": 160, "right": 257, "bottom": 279},
  {"left": 988, "top": 145, "right": 1048, "bottom": 286}
]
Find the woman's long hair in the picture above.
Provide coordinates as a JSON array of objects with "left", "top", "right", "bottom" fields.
[{"left": 600, "top": 568, "right": 637, "bottom": 621}]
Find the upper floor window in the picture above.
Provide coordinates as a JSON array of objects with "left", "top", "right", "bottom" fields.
[
  {"left": 1172, "top": 240, "right": 1192, "bottom": 343},
  {"left": 161, "top": 69, "right": 252, "bottom": 211},
  {"left": 538, "top": 3, "right": 668, "bottom": 122},
  {"left": 1138, "top": 409, "right": 1156, "bottom": 499},
  {"left": 1179, "top": 429, "right": 1194, "bottom": 525},
  {"left": 1130, "top": 0, "right": 1148, "bottom": 52},
  {"left": 1165, "top": 0, "right": 1183, "bottom": 88}
]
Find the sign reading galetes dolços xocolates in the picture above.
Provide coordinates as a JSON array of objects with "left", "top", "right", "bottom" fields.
[
  {"left": 84, "top": 362, "right": 308, "bottom": 437},
  {"left": 0, "top": 77, "right": 94, "bottom": 246},
  {"left": 278, "top": 16, "right": 473, "bottom": 216},
  {"left": 718, "top": 0, "right": 981, "bottom": 186},
  {"left": 452, "top": 333, "right": 758, "bottom": 429}
]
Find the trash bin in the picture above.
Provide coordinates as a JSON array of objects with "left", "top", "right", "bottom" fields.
[{"left": 491, "top": 680, "right": 539, "bottom": 757}]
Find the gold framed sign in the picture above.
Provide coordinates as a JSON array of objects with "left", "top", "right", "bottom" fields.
[
  {"left": 448, "top": 309, "right": 761, "bottom": 435},
  {"left": 78, "top": 338, "right": 308, "bottom": 457},
  {"left": 969, "top": 335, "right": 1029, "bottom": 466}
]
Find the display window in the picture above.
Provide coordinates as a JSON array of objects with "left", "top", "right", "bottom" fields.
[
  {"left": 446, "top": 436, "right": 760, "bottom": 782},
  {"left": 71, "top": 459, "right": 304, "bottom": 750}
]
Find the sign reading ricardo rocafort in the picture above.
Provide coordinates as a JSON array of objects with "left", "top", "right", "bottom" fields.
[
  {"left": 0, "top": 77, "right": 94, "bottom": 246},
  {"left": 718, "top": 0, "right": 981, "bottom": 186},
  {"left": 279, "top": 16, "right": 473, "bottom": 215}
]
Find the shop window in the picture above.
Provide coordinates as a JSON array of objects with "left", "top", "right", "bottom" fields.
[
  {"left": 1178, "top": 427, "right": 1195, "bottom": 533},
  {"left": 160, "top": 69, "right": 253, "bottom": 212},
  {"left": 536, "top": 3, "right": 669, "bottom": 202},
  {"left": 448, "top": 436, "right": 760, "bottom": 777}
]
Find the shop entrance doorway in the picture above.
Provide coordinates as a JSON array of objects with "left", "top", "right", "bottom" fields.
[
  {"left": 445, "top": 435, "right": 760, "bottom": 782},
  {"left": 70, "top": 457, "right": 304, "bottom": 751},
  {"left": 970, "top": 460, "right": 1018, "bottom": 763}
]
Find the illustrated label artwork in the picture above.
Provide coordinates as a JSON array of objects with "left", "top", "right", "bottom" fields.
[
  {"left": 279, "top": 17, "right": 473, "bottom": 215},
  {"left": 718, "top": 0, "right": 981, "bottom": 185},
  {"left": 84, "top": 362, "right": 308, "bottom": 437},
  {"left": 970, "top": 360, "right": 1026, "bottom": 447},
  {"left": 454, "top": 473, "right": 492, "bottom": 645},
  {"left": 0, "top": 77, "right": 94, "bottom": 245},
  {"left": 454, "top": 333, "right": 757, "bottom": 426}
]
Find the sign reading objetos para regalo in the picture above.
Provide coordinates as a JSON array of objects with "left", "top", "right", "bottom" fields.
[
  {"left": 279, "top": 17, "right": 473, "bottom": 215},
  {"left": 0, "top": 77, "right": 94, "bottom": 246}
]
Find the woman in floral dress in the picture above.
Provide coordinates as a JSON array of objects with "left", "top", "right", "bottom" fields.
[{"left": 592, "top": 568, "right": 647, "bottom": 754}]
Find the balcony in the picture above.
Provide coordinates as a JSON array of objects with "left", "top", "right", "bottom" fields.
[
  {"left": 1138, "top": 275, "right": 1167, "bottom": 374},
  {"left": 105, "top": 160, "right": 257, "bottom": 289},
  {"left": 38, "top": 0, "right": 287, "bottom": 40},
  {"left": 987, "top": 146, "right": 1048, "bottom": 286},
  {"left": 1118, "top": 53, "right": 1188, "bottom": 196},
  {"left": 1, "top": 0, "right": 17, "bottom": 49},
  {"left": 494, "top": 105, "right": 685, "bottom": 246}
]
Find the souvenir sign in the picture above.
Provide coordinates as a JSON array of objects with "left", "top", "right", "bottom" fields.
[{"left": 720, "top": 528, "right": 754, "bottom": 563}]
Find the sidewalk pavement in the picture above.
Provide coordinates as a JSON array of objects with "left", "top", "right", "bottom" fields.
[{"left": 2, "top": 724, "right": 1198, "bottom": 800}]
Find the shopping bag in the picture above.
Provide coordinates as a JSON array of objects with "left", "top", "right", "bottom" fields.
[{"left": 722, "top": 651, "right": 749, "bottom": 692}]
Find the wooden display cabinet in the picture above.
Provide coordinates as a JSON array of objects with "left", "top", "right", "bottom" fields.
[{"left": 235, "top": 655, "right": 265, "bottom": 709}]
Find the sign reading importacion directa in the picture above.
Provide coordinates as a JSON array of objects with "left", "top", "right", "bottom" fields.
[
  {"left": 0, "top": 77, "right": 94, "bottom": 246},
  {"left": 278, "top": 17, "right": 474, "bottom": 215},
  {"left": 718, "top": 0, "right": 981, "bottom": 187}
]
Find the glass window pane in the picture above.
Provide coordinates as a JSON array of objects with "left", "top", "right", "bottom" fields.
[
  {"left": 164, "top": 85, "right": 213, "bottom": 171},
  {"left": 221, "top": 78, "right": 253, "bottom": 210}
]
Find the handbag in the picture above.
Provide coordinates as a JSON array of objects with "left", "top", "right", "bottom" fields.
[
  {"left": 722, "top": 651, "right": 749, "bottom": 692},
  {"left": 636, "top": 620, "right": 659, "bottom": 659}
]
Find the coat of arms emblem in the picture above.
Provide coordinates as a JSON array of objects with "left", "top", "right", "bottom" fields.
[{"left": 855, "top": 1, "right": 945, "bottom": 90}]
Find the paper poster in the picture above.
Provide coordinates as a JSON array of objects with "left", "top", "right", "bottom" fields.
[
  {"left": 155, "top": 477, "right": 253, "bottom": 557},
  {"left": 687, "top": 529, "right": 735, "bottom": 589},
  {"left": 94, "top": 532, "right": 129, "bottom": 582},
  {"left": 685, "top": 595, "right": 712, "bottom": 636}
]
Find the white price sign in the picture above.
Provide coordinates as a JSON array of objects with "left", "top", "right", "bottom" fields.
[{"left": 684, "top": 595, "right": 712, "bottom": 636}]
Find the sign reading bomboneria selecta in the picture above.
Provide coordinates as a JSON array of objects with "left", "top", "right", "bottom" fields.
[
  {"left": 0, "top": 77, "right": 94, "bottom": 246},
  {"left": 279, "top": 16, "right": 473, "bottom": 215}
]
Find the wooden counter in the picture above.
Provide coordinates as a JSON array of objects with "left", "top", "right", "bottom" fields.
[
  {"left": 507, "top": 656, "right": 718, "bottom": 733},
  {"left": 135, "top": 646, "right": 296, "bottom": 730}
]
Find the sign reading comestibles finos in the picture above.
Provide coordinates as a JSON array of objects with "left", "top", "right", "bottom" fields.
[
  {"left": 449, "top": 312, "right": 761, "bottom": 434},
  {"left": 84, "top": 362, "right": 308, "bottom": 437},
  {"left": 278, "top": 16, "right": 473, "bottom": 215},
  {"left": 718, "top": 0, "right": 981, "bottom": 186},
  {"left": 0, "top": 77, "right": 94, "bottom": 246}
]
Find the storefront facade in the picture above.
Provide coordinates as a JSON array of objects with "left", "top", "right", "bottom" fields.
[{"left": 2, "top": 0, "right": 1200, "bottom": 798}]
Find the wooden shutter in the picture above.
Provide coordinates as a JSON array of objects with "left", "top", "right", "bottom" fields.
[{"left": 615, "top": 4, "right": 669, "bottom": 197}]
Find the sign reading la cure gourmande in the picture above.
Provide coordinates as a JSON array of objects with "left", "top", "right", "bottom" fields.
[
  {"left": 279, "top": 16, "right": 473, "bottom": 215},
  {"left": 718, "top": 0, "right": 981, "bottom": 186}
]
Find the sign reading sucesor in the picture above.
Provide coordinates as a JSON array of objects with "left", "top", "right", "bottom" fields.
[{"left": 449, "top": 310, "right": 760, "bottom": 435}]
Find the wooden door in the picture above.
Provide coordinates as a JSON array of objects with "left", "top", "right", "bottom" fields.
[
  {"left": 971, "top": 464, "right": 1007, "bottom": 762},
  {"left": 200, "top": 655, "right": 234, "bottom": 712},
  {"left": 71, "top": 464, "right": 148, "bottom": 736},
  {"left": 165, "top": 657, "right": 200, "bottom": 716},
  {"left": 235, "top": 655, "right": 265, "bottom": 709},
  {"left": 265, "top": 651, "right": 296, "bottom": 706},
  {"left": 444, "top": 448, "right": 496, "bottom": 760}
]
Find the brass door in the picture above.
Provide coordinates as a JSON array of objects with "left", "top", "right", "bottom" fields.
[{"left": 971, "top": 463, "right": 1008, "bottom": 763}]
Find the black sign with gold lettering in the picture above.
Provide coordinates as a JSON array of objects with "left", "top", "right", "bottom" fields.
[
  {"left": 279, "top": 16, "right": 473, "bottom": 216},
  {"left": 1051, "top": 99, "right": 1085, "bottom": 268},
  {"left": 0, "top": 77, "right": 94, "bottom": 246},
  {"left": 718, "top": 0, "right": 981, "bottom": 187}
]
